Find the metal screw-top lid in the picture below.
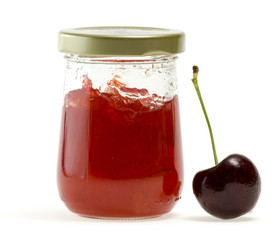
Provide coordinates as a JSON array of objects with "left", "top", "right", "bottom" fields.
[{"left": 58, "top": 26, "right": 185, "bottom": 56}]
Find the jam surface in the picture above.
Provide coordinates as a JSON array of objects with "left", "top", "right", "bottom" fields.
[{"left": 57, "top": 75, "right": 183, "bottom": 218}]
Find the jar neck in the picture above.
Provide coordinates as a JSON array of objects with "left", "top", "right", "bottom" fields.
[
  {"left": 63, "top": 54, "right": 179, "bottom": 100},
  {"left": 64, "top": 54, "right": 178, "bottom": 65}
]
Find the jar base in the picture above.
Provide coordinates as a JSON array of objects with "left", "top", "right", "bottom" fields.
[
  {"left": 60, "top": 194, "right": 179, "bottom": 220},
  {"left": 78, "top": 214, "right": 162, "bottom": 220}
]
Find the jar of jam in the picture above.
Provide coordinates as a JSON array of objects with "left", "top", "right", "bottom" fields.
[{"left": 57, "top": 27, "right": 185, "bottom": 219}]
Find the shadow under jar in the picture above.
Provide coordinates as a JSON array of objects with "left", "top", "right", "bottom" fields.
[{"left": 57, "top": 27, "right": 185, "bottom": 219}]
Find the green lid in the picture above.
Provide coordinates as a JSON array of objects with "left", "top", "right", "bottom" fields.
[{"left": 58, "top": 26, "right": 185, "bottom": 56}]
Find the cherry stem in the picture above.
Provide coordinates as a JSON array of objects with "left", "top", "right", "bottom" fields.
[{"left": 192, "top": 66, "right": 219, "bottom": 166}]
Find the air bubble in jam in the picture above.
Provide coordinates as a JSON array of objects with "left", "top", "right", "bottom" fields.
[{"left": 58, "top": 74, "right": 183, "bottom": 218}]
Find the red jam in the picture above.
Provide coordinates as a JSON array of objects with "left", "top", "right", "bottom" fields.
[{"left": 57, "top": 75, "right": 183, "bottom": 218}]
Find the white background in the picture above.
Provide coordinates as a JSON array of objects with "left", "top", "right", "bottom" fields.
[{"left": 0, "top": 0, "right": 279, "bottom": 239}]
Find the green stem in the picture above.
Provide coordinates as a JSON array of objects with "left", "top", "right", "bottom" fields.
[{"left": 192, "top": 66, "right": 219, "bottom": 165}]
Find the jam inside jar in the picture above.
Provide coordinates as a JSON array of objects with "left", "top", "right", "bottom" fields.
[{"left": 57, "top": 27, "right": 185, "bottom": 219}]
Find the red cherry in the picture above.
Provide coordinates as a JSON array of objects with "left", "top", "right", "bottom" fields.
[
  {"left": 191, "top": 66, "right": 261, "bottom": 219},
  {"left": 193, "top": 154, "right": 261, "bottom": 219}
]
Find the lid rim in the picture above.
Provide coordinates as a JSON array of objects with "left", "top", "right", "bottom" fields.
[{"left": 58, "top": 26, "right": 185, "bottom": 56}]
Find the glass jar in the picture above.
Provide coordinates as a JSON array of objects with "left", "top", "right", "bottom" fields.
[{"left": 57, "top": 27, "right": 185, "bottom": 219}]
